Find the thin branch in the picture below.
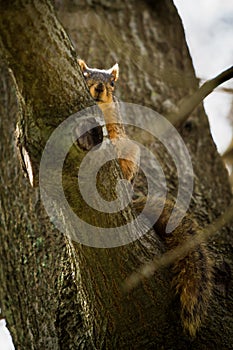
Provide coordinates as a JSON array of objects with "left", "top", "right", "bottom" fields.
[
  {"left": 168, "top": 66, "right": 233, "bottom": 125},
  {"left": 123, "top": 200, "right": 233, "bottom": 292},
  {"left": 222, "top": 141, "right": 233, "bottom": 160},
  {"left": 206, "top": 86, "right": 233, "bottom": 94}
]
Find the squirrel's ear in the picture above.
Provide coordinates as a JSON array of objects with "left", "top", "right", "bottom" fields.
[
  {"left": 110, "top": 63, "right": 119, "bottom": 81},
  {"left": 78, "top": 59, "right": 88, "bottom": 72}
]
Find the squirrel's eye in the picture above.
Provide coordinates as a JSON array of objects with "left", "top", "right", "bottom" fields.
[
  {"left": 83, "top": 71, "right": 89, "bottom": 78},
  {"left": 110, "top": 81, "right": 115, "bottom": 87}
]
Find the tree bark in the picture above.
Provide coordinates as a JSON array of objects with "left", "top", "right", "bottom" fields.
[{"left": 0, "top": 0, "right": 233, "bottom": 349}]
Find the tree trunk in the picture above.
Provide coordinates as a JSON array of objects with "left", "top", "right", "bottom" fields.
[{"left": 0, "top": 0, "right": 233, "bottom": 349}]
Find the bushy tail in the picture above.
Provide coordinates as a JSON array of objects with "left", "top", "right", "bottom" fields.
[
  {"left": 173, "top": 243, "right": 212, "bottom": 336},
  {"left": 133, "top": 195, "right": 213, "bottom": 336}
]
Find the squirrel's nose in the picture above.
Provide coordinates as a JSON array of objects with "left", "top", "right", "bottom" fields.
[{"left": 95, "top": 82, "right": 104, "bottom": 93}]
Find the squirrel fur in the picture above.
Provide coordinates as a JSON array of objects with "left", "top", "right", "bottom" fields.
[
  {"left": 78, "top": 59, "right": 140, "bottom": 182},
  {"left": 78, "top": 59, "right": 212, "bottom": 337},
  {"left": 133, "top": 195, "right": 212, "bottom": 337}
]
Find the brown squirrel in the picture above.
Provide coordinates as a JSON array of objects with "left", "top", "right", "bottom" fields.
[
  {"left": 78, "top": 59, "right": 212, "bottom": 337},
  {"left": 78, "top": 59, "right": 140, "bottom": 182}
]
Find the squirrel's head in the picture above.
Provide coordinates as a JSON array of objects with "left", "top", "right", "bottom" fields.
[{"left": 78, "top": 59, "right": 119, "bottom": 104}]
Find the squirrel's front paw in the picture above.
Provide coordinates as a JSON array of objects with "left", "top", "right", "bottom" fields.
[
  {"left": 119, "top": 158, "right": 139, "bottom": 183},
  {"left": 114, "top": 138, "right": 140, "bottom": 183}
]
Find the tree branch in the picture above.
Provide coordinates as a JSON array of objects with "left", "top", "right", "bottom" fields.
[
  {"left": 124, "top": 200, "right": 233, "bottom": 291},
  {"left": 168, "top": 66, "right": 233, "bottom": 125}
]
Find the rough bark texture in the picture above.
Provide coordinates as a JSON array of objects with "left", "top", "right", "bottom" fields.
[{"left": 0, "top": 0, "right": 233, "bottom": 349}]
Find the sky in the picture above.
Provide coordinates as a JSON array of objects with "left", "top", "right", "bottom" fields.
[{"left": 173, "top": 0, "right": 233, "bottom": 153}]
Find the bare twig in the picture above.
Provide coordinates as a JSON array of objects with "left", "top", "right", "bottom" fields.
[
  {"left": 168, "top": 66, "right": 233, "bottom": 125},
  {"left": 123, "top": 200, "right": 233, "bottom": 292}
]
